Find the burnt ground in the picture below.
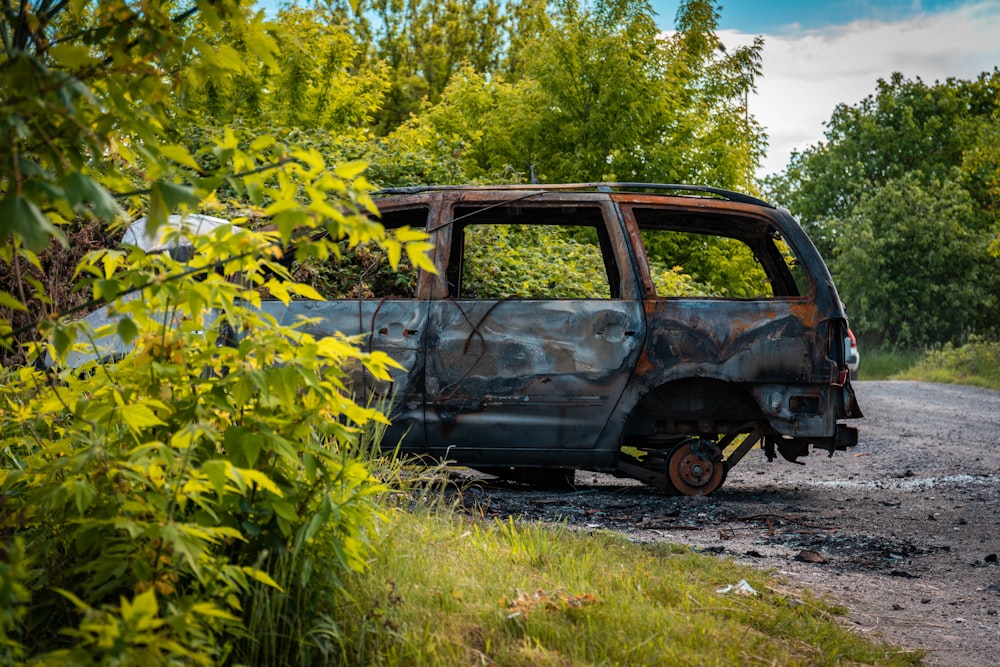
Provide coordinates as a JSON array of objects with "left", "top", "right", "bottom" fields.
[{"left": 452, "top": 381, "right": 1000, "bottom": 666}]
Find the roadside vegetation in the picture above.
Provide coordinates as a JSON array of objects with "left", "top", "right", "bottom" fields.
[
  {"left": 331, "top": 506, "right": 923, "bottom": 666},
  {"left": 0, "top": 0, "right": 995, "bottom": 664},
  {"left": 891, "top": 338, "right": 1000, "bottom": 391},
  {"left": 854, "top": 339, "right": 1000, "bottom": 391}
]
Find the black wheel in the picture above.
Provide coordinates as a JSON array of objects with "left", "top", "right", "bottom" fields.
[{"left": 666, "top": 440, "right": 726, "bottom": 496}]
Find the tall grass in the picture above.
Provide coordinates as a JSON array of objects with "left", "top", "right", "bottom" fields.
[
  {"left": 855, "top": 346, "right": 921, "bottom": 380},
  {"left": 232, "top": 394, "right": 449, "bottom": 667},
  {"left": 895, "top": 336, "right": 1000, "bottom": 390},
  {"left": 858, "top": 337, "right": 1000, "bottom": 390}
]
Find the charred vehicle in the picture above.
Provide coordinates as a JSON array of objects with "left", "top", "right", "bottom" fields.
[
  {"left": 74, "top": 184, "right": 862, "bottom": 496},
  {"left": 263, "top": 183, "right": 862, "bottom": 495}
]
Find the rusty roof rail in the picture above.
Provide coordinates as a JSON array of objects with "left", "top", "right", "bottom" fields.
[{"left": 372, "top": 182, "right": 772, "bottom": 207}]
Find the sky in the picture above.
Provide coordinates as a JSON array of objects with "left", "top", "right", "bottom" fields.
[{"left": 646, "top": 0, "right": 1000, "bottom": 174}]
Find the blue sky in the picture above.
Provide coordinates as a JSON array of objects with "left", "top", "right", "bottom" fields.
[
  {"left": 651, "top": 0, "right": 973, "bottom": 32},
  {"left": 662, "top": 0, "right": 1000, "bottom": 173}
]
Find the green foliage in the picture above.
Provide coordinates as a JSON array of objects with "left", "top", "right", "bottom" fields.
[
  {"left": 853, "top": 346, "right": 921, "bottom": 381},
  {"left": 0, "top": 176, "right": 409, "bottom": 662},
  {"left": 641, "top": 230, "right": 772, "bottom": 297},
  {"left": 832, "top": 175, "right": 997, "bottom": 348},
  {"left": 461, "top": 225, "right": 611, "bottom": 299},
  {"left": 0, "top": 1, "right": 439, "bottom": 663},
  {"left": 356, "top": 0, "right": 505, "bottom": 132},
  {"left": 896, "top": 336, "right": 1000, "bottom": 390},
  {"left": 383, "top": 0, "right": 766, "bottom": 188},
  {"left": 294, "top": 227, "right": 429, "bottom": 299},
  {"left": 183, "top": 5, "right": 389, "bottom": 134},
  {"left": 765, "top": 71, "right": 1000, "bottom": 347}
]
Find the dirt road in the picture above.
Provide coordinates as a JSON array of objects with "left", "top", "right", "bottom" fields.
[{"left": 459, "top": 381, "right": 1000, "bottom": 666}]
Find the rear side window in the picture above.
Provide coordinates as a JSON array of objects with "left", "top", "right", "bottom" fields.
[
  {"left": 631, "top": 207, "right": 803, "bottom": 298},
  {"left": 449, "top": 205, "right": 621, "bottom": 299},
  {"left": 640, "top": 229, "right": 772, "bottom": 297}
]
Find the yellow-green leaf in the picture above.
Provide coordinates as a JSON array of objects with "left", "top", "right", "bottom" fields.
[
  {"left": 333, "top": 160, "right": 368, "bottom": 180},
  {"left": 160, "top": 144, "right": 201, "bottom": 170}
]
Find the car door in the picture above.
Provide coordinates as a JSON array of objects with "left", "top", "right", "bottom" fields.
[
  {"left": 259, "top": 206, "right": 432, "bottom": 449},
  {"left": 422, "top": 198, "right": 646, "bottom": 466}
]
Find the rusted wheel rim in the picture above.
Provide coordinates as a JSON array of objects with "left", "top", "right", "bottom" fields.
[{"left": 667, "top": 441, "right": 725, "bottom": 496}]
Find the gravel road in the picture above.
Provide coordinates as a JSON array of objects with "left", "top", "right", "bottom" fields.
[{"left": 458, "top": 381, "right": 1000, "bottom": 666}]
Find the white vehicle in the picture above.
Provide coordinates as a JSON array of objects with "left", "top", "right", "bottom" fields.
[{"left": 846, "top": 328, "right": 860, "bottom": 380}]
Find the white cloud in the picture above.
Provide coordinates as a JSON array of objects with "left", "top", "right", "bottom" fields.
[{"left": 719, "top": 1, "right": 1000, "bottom": 175}]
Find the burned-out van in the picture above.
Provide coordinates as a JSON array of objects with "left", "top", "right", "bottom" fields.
[
  {"left": 266, "top": 184, "right": 862, "bottom": 495},
  {"left": 74, "top": 184, "right": 862, "bottom": 496}
]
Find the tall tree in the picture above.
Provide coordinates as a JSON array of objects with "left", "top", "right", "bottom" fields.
[
  {"left": 833, "top": 175, "right": 997, "bottom": 348},
  {"left": 764, "top": 70, "right": 1000, "bottom": 347},
  {"left": 356, "top": 0, "right": 505, "bottom": 131},
  {"left": 765, "top": 71, "right": 1000, "bottom": 256},
  {"left": 184, "top": 4, "right": 389, "bottom": 133},
  {"left": 391, "top": 0, "right": 766, "bottom": 188}
]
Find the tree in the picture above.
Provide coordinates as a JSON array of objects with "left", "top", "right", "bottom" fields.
[
  {"left": 764, "top": 70, "right": 1000, "bottom": 347},
  {"left": 390, "top": 0, "right": 766, "bottom": 188},
  {"left": 833, "top": 176, "right": 998, "bottom": 348},
  {"left": 182, "top": 4, "right": 389, "bottom": 134},
  {"left": 351, "top": 0, "right": 505, "bottom": 132},
  {"left": 764, "top": 71, "right": 1000, "bottom": 257}
]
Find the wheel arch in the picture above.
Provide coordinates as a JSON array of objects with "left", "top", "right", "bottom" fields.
[{"left": 621, "top": 377, "right": 768, "bottom": 442}]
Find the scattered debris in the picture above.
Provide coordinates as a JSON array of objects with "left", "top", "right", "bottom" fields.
[
  {"left": 717, "top": 579, "right": 758, "bottom": 596},
  {"left": 889, "top": 570, "right": 919, "bottom": 579},
  {"left": 794, "top": 549, "right": 828, "bottom": 564},
  {"left": 505, "top": 589, "right": 600, "bottom": 619}
]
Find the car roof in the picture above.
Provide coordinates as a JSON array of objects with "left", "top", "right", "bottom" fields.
[{"left": 373, "top": 183, "right": 773, "bottom": 208}]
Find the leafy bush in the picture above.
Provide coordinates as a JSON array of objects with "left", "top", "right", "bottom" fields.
[
  {"left": 0, "top": 170, "right": 437, "bottom": 664},
  {"left": 461, "top": 225, "right": 610, "bottom": 299},
  {"left": 896, "top": 336, "right": 1000, "bottom": 389}
]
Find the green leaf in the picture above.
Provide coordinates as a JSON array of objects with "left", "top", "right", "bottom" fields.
[
  {"left": 0, "top": 194, "right": 61, "bottom": 251},
  {"left": 52, "top": 324, "right": 75, "bottom": 359},
  {"left": 64, "top": 171, "right": 121, "bottom": 219},
  {"left": 148, "top": 181, "right": 201, "bottom": 228},
  {"left": 240, "top": 566, "right": 283, "bottom": 591},
  {"left": 190, "top": 602, "right": 240, "bottom": 621},
  {"left": 158, "top": 181, "right": 201, "bottom": 209},
  {"left": 0, "top": 290, "right": 27, "bottom": 312},
  {"left": 237, "top": 468, "right": 283, "bottom": 497},
  {"left": 119, "top": 402, "right": 168, "bottom": 431},
  {"left": 49, "top": 43, "right": 101, "bottom": 68},
  {"left": 160, "top": 144, "right": 202, "bottom": 170},
  {"left": 333, "top": 160, "right": 368, "bottom": 180},
  {"left": 202, "top": 460, "right": 228, "bottom": 498},
  {"left": 121, "top": 588, "right": 161, "bottom": 631},
  {"left": 116, "top": 317, "right": 139, "bottom": 344},
  {"left": 269, "top": 499, "right": 298, "bottom": 522}
]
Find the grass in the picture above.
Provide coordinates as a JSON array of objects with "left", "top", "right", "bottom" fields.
[
  {"left": 893, "top": 337, "right": 1000, "bottom": 390},
  {"left": 855, "top": 346, "right": 921, "bottom": 380},
  {"left": 332, "top": 509, "right": 924, "bottom": 666},
  {"left": 859, "top": 338, "right": 1000, "bottom": 391}
]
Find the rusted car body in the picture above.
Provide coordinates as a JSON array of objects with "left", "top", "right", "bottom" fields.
[
  {"left": 264, "top": 184, "right": 862, "bottom": 495},
  {"left": 72, "top": 184, "right": 861, "bottom": 495}
]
